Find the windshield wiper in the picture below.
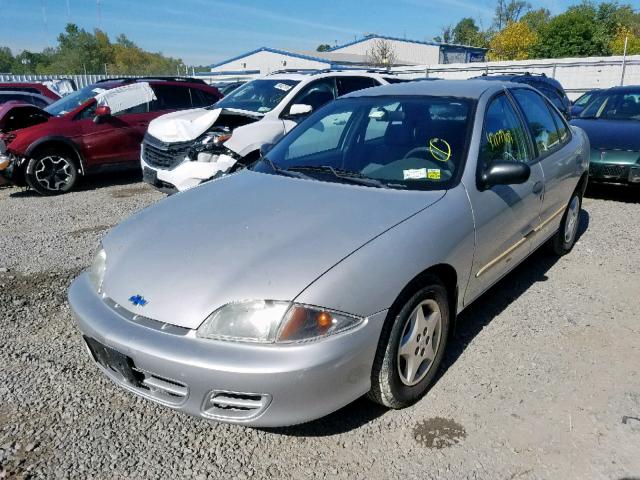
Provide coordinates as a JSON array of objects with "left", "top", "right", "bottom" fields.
[
  {"left": 260, "top": 156, "right": 309, "bottom": 179},
  {"left": 286, "top": 165, "right": 389, "bottom": 188}
]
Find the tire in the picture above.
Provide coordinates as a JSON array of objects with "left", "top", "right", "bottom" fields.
[
  {"left": 368, "top": 277, "right": 450, "bottom": 409},
  {"left": 25, "top": 148, "right": 78, "bottom": 196},
  {"left": 551, "top": 191, "right": 582, "bottom": 256}
]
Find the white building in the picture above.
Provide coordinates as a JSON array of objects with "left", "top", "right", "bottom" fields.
[{"left": 206, "top": 35, "right": 486, "bottom": 82}]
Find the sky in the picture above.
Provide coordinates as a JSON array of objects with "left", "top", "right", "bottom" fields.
[{"left": 0, "top": 0, "right": 599, "bottom": 66}]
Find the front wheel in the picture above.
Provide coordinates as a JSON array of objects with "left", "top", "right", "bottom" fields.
[
  {"left": 25, "top": 149, "right": 78, "bottom": 195},
  {"left": 551, "top": 192, "right": 582, "bottom": 255},
  {"left": 368, "top": 278, "right": 450, "bottom": 409}
]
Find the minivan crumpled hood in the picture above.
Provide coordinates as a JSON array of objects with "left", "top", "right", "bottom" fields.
[
  {"left": 147, "top": 107, "right": 262, "bottom": 143},
  {"left": 102, "top": 170, "right": 444, "bottom": 329}
]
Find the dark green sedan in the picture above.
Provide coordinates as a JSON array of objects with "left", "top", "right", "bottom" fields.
[{"left": 571, "top": 86, "right": 640, "bottom": 185}]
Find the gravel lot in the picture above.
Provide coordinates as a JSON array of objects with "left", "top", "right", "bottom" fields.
[{"left": 1, "top": 174, "right": 639, "bottom": 479}]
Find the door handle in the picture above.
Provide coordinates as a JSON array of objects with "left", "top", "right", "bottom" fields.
[{"left": 532, "top": 181, "right": 544, "bottom": 195}]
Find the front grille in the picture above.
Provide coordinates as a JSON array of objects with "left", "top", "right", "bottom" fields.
[
  {"left": 136, "top": 371, "right": 188, "bottom": 405},
  {"left": 143, "top": 133, "right": 192, "bottom": 170},
  {"left": 590, "top": 163, "right": 627, "bottom": 179},
  {"left": 202, "top": 390, "right": 271, "bottom": 421}
]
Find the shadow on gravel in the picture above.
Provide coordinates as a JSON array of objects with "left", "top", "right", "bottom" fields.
[
  {"left": 440, "top": 208, "right": 590, "bottom": 378},
  {"left": 266, "top": 209, "right": 591, "bottom": 437},
  {"left": 586, "top": 182, "right": 640, "bottom": 204},
  {"left": 8, "top": 170, "right": 144, "bottom": 198}
]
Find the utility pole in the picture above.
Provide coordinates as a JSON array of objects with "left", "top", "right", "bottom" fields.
[{"left": 620, "top": 35, "right": 629, "bottom": 86}]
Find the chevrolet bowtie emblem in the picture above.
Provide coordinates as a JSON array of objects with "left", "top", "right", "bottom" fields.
[{"left": 128, "top": 294, "right": 148, "bottom": 307}]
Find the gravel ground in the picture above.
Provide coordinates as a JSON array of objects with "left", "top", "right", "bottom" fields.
[{"left": 1, "top": 174, "right": 639, "bottom": 479}]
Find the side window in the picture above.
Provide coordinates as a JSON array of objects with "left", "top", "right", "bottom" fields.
[
  {"left": 115, "top": 101, "right": 149, "bottom": 116},
  {"left": 336, "top": 77, "right": 379, "bottom": 96},
  {"left": 512, "top": 89, "right": 562, "bottom": 155},
  {"left": 480, "top": 94, "right": 530, "bottom": 168},
  {"left": 150, "top": 84, "right": 193, "bottom": 111},
  {"left": 546, "top": 102, "right": 570, "bottom": 144},
  {"left": 191, "top": 88, "right": 219, "bottom": 107},
  {"left": 363, "top": 101, "right": 401, "bottom": 141},
  {"left": 537, "top": 85, "right": 565, "bottom": 113},
  {"left": 75, "top": 100, "right": 97, "bottom": 120},
  {"left": 288, "top": 79, "right": 335, "bottom": 113}
]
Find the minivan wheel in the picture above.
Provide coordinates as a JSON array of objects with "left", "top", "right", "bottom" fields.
[
  {"left": 551, "top": 192, "right": 582, "bottom": 255},
  {"left": 368, "top": 279, "right": 450, "bottom": 409},
  {"left": 25, "top": 149, "right": 78, "bottom": 195}
]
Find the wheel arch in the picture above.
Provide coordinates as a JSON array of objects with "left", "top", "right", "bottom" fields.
[
  {"left": 576, "top": 171, "right": 588, "bottom": 197},
  {"left": 387, "top": 263, "right": 459, "bottom": 334},
  {"left": 25, "top": 137, "right": 85, "bottom": 175}
]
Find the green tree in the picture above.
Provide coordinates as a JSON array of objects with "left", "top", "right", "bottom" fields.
[
  {"left": 434, "top": 25, "right": 453, "bottom": 44},
  {"left": 316, "top": 44, "right": 332, "bottom": 52},
  {"left": 532, "top": 5, "right": 608, "bottom": 58},
  {"left": 0, "top": 47, "right": 14, "bottom": 72},
  {"left": 452, "top": 18, "right": 483, "bottom": 46},
  {"left": 521, "top": 8, "right": 551, "bottom": 32},
  {"left": 610, "top": 25, "right": 640, "bottom": 55}
]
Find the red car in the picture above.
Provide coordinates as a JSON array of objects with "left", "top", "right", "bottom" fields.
[
  {"left": 0, "top": 77, "right": 221, "bottom": 195},
  {"left": 0, "top": 82, "right": 61, "bottom": 101}
]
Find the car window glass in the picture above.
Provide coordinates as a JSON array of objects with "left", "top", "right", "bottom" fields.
[
  {"left": 537, "top": 85, "right": 565, "bottom": 111},
  {"left": 75, "top": 101, "right": 97, "bottom": 120},
  {"left": 512, "top": 89, "right": 561, "bottom": 154},
  {"left": 258, "top": 96, "right": 474, "bottom": 190},
  {"left": 286, "top": 110, "right": 353, "bottom": 158},
  {"left": 546, "top": 102, "right": 570, "bottom": 143},
  {"left": 580, "top": 90, "right": 640, "bottom": 120},
  {"left": 336, "top": 77, "right": 379, "bottom": 96},
  {"left": 150, "top": 84, "right": 193, "bottom": 111},
  {"left": 289, "top": 79, "right": 335, "bottom": 112},
  {"left": 480, "top": 94, "right": 530, "bottom": 167},
  {"left": 215, "top": 79, "right": 299, "bottom": 113},
  {"left": 191, "top": 88, "right": 218, "bottom": 107}
]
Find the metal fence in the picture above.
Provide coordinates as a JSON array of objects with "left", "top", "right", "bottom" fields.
[{"left": 0, "top": 73, "right": 141, "bottom": 89}]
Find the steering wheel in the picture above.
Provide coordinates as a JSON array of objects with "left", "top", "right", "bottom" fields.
[{"left": 403, "top": 146, "right": 431, "bottom": 160}]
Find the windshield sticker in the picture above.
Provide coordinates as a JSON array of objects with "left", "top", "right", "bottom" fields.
[
  {"left": 274, "top": 83, "right": 293, "bottom": 92},
  {"left": 427, "top": 169, "right": 441, "bottom": 180},
  {"left": 428, "top": 138, "right": 451, "bottom": 162},
  {"left": 257, "top": 106, "right": 271, "bottom": 113},
  {"left": 95, "top": 82, "right": 156, "bottom": 115},
  {"left": 403, "top": 168, "right": 427, "bottom": 180},
  {"left": 487, "top": 129, "right": 513, "bottom": 149}
]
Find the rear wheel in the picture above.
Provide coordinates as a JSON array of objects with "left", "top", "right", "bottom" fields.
[
  {"left": 551, "top": 192, "right": 581, "bottom": 255},
  {"left": 368, "top": 278, "right": 450, "bottom": 409},
  {"left": 25, "top": 149, "right": 78, "bottom": 195}
]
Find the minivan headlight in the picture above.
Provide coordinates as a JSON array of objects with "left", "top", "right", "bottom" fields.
[
  {"left": 88, "top": 246, "right": 107, "bottom": 293},
  {"left": 196, "top": 300, "right": 364, "bottom": 344}
]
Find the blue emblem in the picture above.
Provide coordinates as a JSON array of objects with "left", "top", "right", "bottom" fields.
[{"left": 128, "top": 294, "right": 148, "bottom": 307}]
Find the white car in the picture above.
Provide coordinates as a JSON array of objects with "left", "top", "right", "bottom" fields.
[{"left": 141, "top": 70, "right": 402, "bottom": 192}]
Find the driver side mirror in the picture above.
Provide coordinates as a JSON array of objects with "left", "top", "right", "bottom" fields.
[
  {"left": 287, "top": 103, "right": 313, "bottom": 118},
  {"left": 260, "top": 143, "right": 274, "bottom": 157},
  {"left": 93, "top": 105, "right": 112, "bottom": 124},
  {"left": 480, "top": 161, "right": 531, "bottom": 190}
]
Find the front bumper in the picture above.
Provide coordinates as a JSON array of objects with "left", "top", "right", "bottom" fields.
[
  {"left": 68, "top": 273, "right": 386, "bottom": 427},
  {"left": 141, "top": 153, "right": 237, "bottom": 193}
]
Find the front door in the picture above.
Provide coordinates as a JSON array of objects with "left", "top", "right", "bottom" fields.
[{"left": 464, "top": 93, "right": 544, "bottom": 304}]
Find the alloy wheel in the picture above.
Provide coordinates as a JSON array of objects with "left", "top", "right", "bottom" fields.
[
  {"left": 564, "top": 195, "right": 580, "bottom": 244},
  {"left": 396, "top": 299, "right": 442, "bottom": 386},
  {"left": 34, "top": 156, "right": 73, "bottom": 192}
]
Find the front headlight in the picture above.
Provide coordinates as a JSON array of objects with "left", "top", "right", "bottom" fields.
[
  {"left": 196, "top": 300, "right": 364, "bottom": 344},
  {"left": 88, "top": 246, "right": 107, "bottom": 293}
]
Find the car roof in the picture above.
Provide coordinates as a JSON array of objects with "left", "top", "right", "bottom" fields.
[
  {"left": 475, "top": 73, "right": 564, "bottom": 88},
  {"left": 264, "top": 70, "right": 393, "bottom": 81},
  {"left": 603, "top": 85, "right": 640, "bottom": 93},
  {"left": 344, "top": 79, "right": 516, "bottom": 100}
]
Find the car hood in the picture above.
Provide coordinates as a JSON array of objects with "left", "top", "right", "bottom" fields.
[
  {"left": 147, "top": 107, "right": 262, "bottom": 143},
  {"left": 570, "top": 118, "right": 640, "bottom": 152},
  {"left": 0, "top": 102, "right": 51, "bottom": 132},
  {"left": 101, "top": 170, "right": 445, "bottom": 329}
]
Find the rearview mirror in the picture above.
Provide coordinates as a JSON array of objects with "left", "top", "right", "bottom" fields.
[
  {"left": 288, "top": 104, "right": 313, "bottom": 117},
  {"left": 94, "top": 105, "right": 111, "bottom": 124},
  {"left": 480, "top": 161, "right": 531, "bottom": 190}
]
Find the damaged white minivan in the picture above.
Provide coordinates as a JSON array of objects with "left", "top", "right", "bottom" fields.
[{"left": 141, "top": 70, "right": 401, "bottom": 192}]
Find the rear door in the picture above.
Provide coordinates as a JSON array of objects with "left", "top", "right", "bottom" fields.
[
  {"left": 511, "top": 88, "right": 579, "bottom": 243},
  {"left": 464, "top": 93, "right": 544, "bottom": 303}
]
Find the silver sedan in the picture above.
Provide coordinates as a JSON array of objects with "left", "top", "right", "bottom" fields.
[{"left": 68, "top": 80, "right": 589, "bottom": 427}]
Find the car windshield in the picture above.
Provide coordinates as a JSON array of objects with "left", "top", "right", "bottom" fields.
[
  {"left": 574, "top": 91, "right": 597, "bottom": 107},
  {"left": 44, "top": 84, "right": 102, "bottom": 116},
  {"left": 253, "top": 96, "right": 474, "bottom": 190},
  {"left": 212, "top": 79, "right": 299, "bottom": 114},
  {"left": 579, "top": 90, "right": 640, "bottom": 121}
]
